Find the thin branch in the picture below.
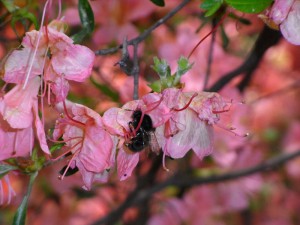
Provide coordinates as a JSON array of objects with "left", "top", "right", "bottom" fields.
[
  {"left": 91, "top": 155, "right": 163, "bottom": 225},
  {"left": 135, "top": 150, "right": 300, "bottom": 203},
  {"left": 132, "top": 43, "right": 139, "bottom": 100},
  {"left": 207, "top": 26, "right": 281, "bottom": 92},
  {"left": 203, "top": 19, "right": 217, "bottom": 90},
  {"left": 91, "top": 149, "right": 300, "bottom": 225},
  {"left": 94, "top": 0, "right": 191, "bottom": 56}
]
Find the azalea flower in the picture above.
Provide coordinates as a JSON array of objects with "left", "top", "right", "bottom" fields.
[
  {"left": 0, "top": 77, "right": 50, "bottom": 156},
  {"left": 155, "top": 88, "right": 228, "bottom": 162},
  {"left": 1, "top": 20, "right": 95, "bottom": 103},
  {"left": 103, "top": 94, "right": 169, "bottom": 180},
  {"left": 53, "top": 101, "right": 115, "bottom": 190}
]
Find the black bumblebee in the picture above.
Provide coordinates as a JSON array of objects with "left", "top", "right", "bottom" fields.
[{"left": 125, "top": 110, "right": 159, "bottom": 153}]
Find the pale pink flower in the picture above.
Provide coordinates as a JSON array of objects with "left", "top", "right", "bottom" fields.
[
  {"left": 268, "top": 0, "right": 300, "bottom": 45},
  {"left": 103, "top": 94, "right": 169, "bottom": 180},
  {"left": 53, "top": 101, "right": 114, "bottom": 190},
  {"left": 0, "top": 77, "right": 50, "bottom": 155},
  {"left": 2, "top": 20, "right": 95, "bottom": 102},
  {"left": 155, "top": 88, "right": 228, "bottom": 160},
  {"left": 103, "top": 100, "right": 143, "bottom": 180}
]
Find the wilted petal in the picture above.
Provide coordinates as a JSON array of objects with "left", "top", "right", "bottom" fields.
[
  {"left": 188, "top": 92, "right": 226, "bottom": 125},
  {"left": 117, "top": 147, "right": 139, "bottom": 181}
]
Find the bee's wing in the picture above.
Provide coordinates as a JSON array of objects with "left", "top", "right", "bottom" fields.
[{"left": 149, "top": 132, "right": 161, "bottom": 155}]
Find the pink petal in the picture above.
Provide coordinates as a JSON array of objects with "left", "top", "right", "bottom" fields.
[
  {"left": 76, "top": 160, "right": 109, "bottom": 190},
  {"left": 270, "top": 0, "right": 294, "bottom": 24},
  {"left": 142, "top": 92, "right": 170, "bottom": 127},
  {"left": 3, "top": 30, "right": 46, "bottom": 84},
  {"left": 280, "top": 1, "right": 300, "bottom": 45},
  {"left": 51, "top": 77, "right": 70, "bottom": 103},
  {"left": 79, "top": 127, "right": 113, "bottom": 172},
  {"left": 51, "top": 44, "right": 95, "bottom": 82},
  {"left": 162, "top": 110, "right": 214, "bottom": 159},
  {"left": 103, "top": 108, "right": 125, "bottom": 136},
  {"left": 117, "top": 147, "right": 139, "bottom": 181},
  {"left": 33, "top": 101, "right": 50, "bottom": 154},
  {"left": 0, "top": 118, "right": 34, "bottom": 161},
  {"left": 3, "top": 48, "right": 44, "bottom": 84},
  {"left": 117, "top": 100, "right": 141, "bottom": 131},
  {"left": 0, "top": 77, "right": 40, "bottom": 129}
]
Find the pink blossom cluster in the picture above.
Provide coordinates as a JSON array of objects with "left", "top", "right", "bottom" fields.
[
  {"left": 53, "top": 88, "right": 228, "bottom": 190},
  {"left": 0, "top": 20, "right": 229, "bottom": 192}
]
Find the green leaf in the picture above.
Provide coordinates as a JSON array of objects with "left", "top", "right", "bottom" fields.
[
  {"left": 72, "top": 0, "right": 95, "bottom": 43},
  {"left": 225, "top": 0, "right": 273, "bottom": 14},
  {"left": 200, "top": 0, "right": 223, "bottom": 17},
  {"left": 220, "top": 25, "right": 229, "bottom": 50},
  {"left": 150, "top": 0, "right": 165, "bottom": 7},
  {"left": 151, "top": 57, "right": 171, "bottom": 90},
  {"left": 0, "top": 164, "right": 17, "bottom": 178},
  {"left": 151, "top": 57, "right": 171, "bottom": 78},
  {"left": 13, "top": 172, "right": 38, "bottom": 225},
  {"left": 173, "top": 56, "right": 193, "bottom": 86},
  {"left": 1, "top": 0, "right": 18, "bottom": 12},
  {"left": 49, "top": 142, "right": 65, "bottom": 154},
  {"left": 148, "top": 80, "right": 161, "bottom": 93}
]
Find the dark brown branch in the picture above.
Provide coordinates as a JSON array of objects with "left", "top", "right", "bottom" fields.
[
  {"left": 203, "top": 19, "right": 217, "bottom": 90},
  {"left": 132, "top": 43, "right": 139, "bottom": 100},
  {"left": 91, "top": 155, "right": 163, "bottom": 225},
  {"left": 91, "top": 149, "right": 300, "bottom": 225},
  {"left": 207, "top": 25, "right": 281, "bottom": 92},
  {"left": 94, "top": 0, "right": 191, "bottom": 56}
]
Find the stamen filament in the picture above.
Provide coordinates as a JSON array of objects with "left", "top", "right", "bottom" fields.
[{"left": 173, "top": 93, "right": 198, "bottom": 111}]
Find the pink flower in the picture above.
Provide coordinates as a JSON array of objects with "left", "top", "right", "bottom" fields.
[
  {"left": 0, "top": 77, "right": 50, "bottom": 156},
  {"left": 53, "top": 101, "right": 114, "bottom": 190},
  {"left": 155, "top": 88, "right": 228, "bottom": 160},
  {"left": 103, "top": 100, "right": 143, "bottom": 181},
  {"left": 269, "top": 0, "right": 300, "bottom": 45},
  {"left": 2, "top": 20, "right": 95, "bottom": 102},
  {"left": 103, "top": 94, "right": 169, "bottom": 180}
]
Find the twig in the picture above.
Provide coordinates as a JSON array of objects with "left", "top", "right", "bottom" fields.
[
  {"left": 207, "top": 25, "right": 281, "bottom": 92},
  {"left": 91, "top": 149, "right": 300, "bottom": 225},
  {"left": 132, "top": 42, "right": 139, "bottom": 100},
  {"left": 94, "top": 0, "right": 191, "bottom": 56},
  {"left": 135, "top": 150, "right": 300, "bottom": 202},
  {"left": 203, "top": 19, "right": 217, "bottom": 90},
  {"left": 91, "top": 155, "right": 163, "bottom": 225}
]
